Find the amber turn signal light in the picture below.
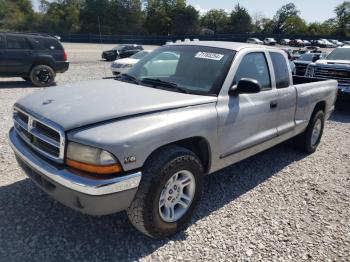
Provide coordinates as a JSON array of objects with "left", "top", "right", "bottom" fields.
[{"left": 66, "top": 158, "right": 123, "bottom": 174}]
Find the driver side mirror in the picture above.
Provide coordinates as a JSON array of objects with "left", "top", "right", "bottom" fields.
[{"left": 228, "top": 78, "right": 262, "bottom": 96}]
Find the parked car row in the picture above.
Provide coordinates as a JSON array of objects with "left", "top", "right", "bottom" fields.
[{"left": 247, "top": 37, "right": 350, "bottom": 48}]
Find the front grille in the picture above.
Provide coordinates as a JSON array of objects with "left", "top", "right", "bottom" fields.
[
  {"left": 34, "top": 121, "right": 61, "bottom": 141},
  {"left": 314, "top": 66, "right": 350, "bottom": 84},
  {"left": 295, "top": 63, "right": 308, "bottom": 76},
  {"left": 13, "top": 107, "right": 65, "bottom": 163}
]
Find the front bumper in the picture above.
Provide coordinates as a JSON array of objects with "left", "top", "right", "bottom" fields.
[
  {"left": 110, "top": 67, "right": 129, "bottom": 76},
  {"left": 102, "top": 52, "right": 115, "bottom": 61},
  {"left": 9, "top": 128, "right": 141, "bottom": 215}
]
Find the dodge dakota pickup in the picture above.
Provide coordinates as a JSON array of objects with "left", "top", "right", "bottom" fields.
[{"left": 9, "top": 42, "right": 337, "bottom": 238}]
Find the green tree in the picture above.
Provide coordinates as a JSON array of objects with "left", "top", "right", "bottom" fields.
[
  {"left": 308, "top": 20, "right": 337, "bottom": 36},
  {"left": 261, "top": 18, "right": 275, "bottom": 34},
  {"left": 144, "top": 0, "right": 173, "bottom": 34},
  {"left": 39, "top": 0, "right": 81, "bottom": 33},
  {"left": 284, "top": 16, "right": 308, "bottom": 34},
  {"left": 273, "top": 3, "right": 300, "bottom": 34},
  {"left": 79, "top": 0, "right": 143, "bottom": 34},
  {"left": 229, "top": 4, "right": 252, "bottom": 33},
  {"left": 171, "top": 5, "right": 199, "bottom": 34},
  {"left": 0, "top": 0, "right": 36, "bottom": 31},
  {"left": 334, "top": 1, "right": 350, "bottom": 36},
  {"left": 200, "top": 9, "right": 229, "bottom": 34}
]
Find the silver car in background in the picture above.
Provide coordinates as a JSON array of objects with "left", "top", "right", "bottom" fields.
[{"left": 110, "top": 50, "right": 151, "bottom": 76}]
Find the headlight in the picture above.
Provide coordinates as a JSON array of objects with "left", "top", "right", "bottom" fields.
[
  {"left": 122, "top": 64, "right": 133, "bottom": 68},
  {"left": 66, "top": 142, "right": 122, "bottom": 174}
]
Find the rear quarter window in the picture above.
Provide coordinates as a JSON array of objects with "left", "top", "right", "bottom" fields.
[
  {"left": 34, "top": 37, "right": 63, "bottom": 51},
  {"left": 270, "top": 52, "right": 291, "bottom": 89}
]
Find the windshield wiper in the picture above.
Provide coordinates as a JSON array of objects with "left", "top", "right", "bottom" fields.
[
  {"left": 141, "top": 78, "right": 189, "bottom": 94},
  {"left": 117, "top": 73, "right": 140, "bottom": 85}
]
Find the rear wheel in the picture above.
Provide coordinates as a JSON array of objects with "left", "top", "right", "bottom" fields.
[
  {"left": 295, "top": 110, "right": 325, "bottom": 153},
  {"left": 127, "top": 146, "right": 204, "bottom": 239},
  {"left": 30, "top": 65, "right": 56, "bottom": 87}
]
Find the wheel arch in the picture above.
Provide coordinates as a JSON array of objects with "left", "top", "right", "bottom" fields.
[
  {"left": 312, "top": 100, "right": 326, "bottom": 116},
  {"left": 29, "top": 58, "right": 55, "bottom": 72},
  {"left": 144, "top": 137, "right": 212, "bottom": 174}
]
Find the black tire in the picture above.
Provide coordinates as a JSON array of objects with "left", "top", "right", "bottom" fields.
[
  {"left": 30, "top": 65, "right": 56, "bottom": 87},
  {"left": 22, "top": 77, "right": 30, "bottom": 82},
  {"left": 127, "top": 146, "right": 204, "bottom": 239},
  {"left": 295, "top": 110, "right": 325, "bottom": 153}
]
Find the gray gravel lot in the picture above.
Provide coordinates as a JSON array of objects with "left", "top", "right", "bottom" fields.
[{"left": 0, "top": 43, "right": 349, "bottom": 261}]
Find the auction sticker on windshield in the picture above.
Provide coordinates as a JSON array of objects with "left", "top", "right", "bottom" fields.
[{"left": 195, "top": 52, "right": 224, "bottom": 61}]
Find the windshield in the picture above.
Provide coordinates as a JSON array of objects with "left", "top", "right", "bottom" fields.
[
  {"left": 121, "top": 45, "right": 235, "bottom": 95},
  {"left": 130, "top": 51, "right": 150, "bottom": 59},
  {"left": 326, "top": 48, "right": 350, "bottom": 60},
  {"left": 112, "top": 45, "right": 126, "bottom": 50},
  {"left": 298, "top": 54, "right": 315, "bottom": 61}
]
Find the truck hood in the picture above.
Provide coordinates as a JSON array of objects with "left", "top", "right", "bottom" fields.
[
  {"left": 316, "top": 59, "right": 350, "bottom": 66},
  {"left": 16, "top": 79, "right": 217, "bottom": 130}
]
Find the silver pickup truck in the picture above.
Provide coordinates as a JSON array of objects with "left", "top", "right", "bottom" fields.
[{"left": 9, "top": 42, "right": 337, "bottom": 238}]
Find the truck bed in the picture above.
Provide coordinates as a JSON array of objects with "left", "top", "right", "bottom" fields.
[
  {"left": 293, "top": 75, "right": 330, "bottom": 85},
  {"left": 292, "top": 76, "right": 337, "bottom": 133}
]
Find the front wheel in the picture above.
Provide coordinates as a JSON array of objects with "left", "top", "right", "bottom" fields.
[
  {"left": 127, "top": 146, "right": 204, "bottom": 239},
  {"left": 30, "top": 65, "right": 56, "bottom": 87},
  {"left": 295, "top": 110, "right": 325, "bottom": 153}
]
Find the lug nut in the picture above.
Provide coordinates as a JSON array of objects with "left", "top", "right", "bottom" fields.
[{"left": 169, "top": 189, "right": 173, "bottom": 194}]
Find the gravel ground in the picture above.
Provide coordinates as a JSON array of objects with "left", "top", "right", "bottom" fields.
[{"left": 0, "top": 43, "right": 349, "bottom": 261}]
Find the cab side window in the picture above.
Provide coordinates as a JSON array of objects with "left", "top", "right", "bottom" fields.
[
  {"left": 270, "top": 52, "right": 290, "bottom": 89},
  {"left": 234, "top": 52, "right": 271, "bottom": 90}
]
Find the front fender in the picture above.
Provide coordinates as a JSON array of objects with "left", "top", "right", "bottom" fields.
[{"left": 67, "top": 103, "right": 218, "bottom": 172}]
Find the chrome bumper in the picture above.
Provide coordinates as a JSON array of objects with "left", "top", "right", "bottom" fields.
[{"left": 9, "top": 127, "right": 142, "bottom": 196}]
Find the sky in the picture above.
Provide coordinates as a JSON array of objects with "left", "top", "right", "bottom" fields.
[
  {"left": 188, "top": 0, "right": 344, "bottom": 23},
  {"left": 32, "top": 0, "right": 344, "bottom": 23}
]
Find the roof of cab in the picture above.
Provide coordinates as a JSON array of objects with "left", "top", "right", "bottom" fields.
[{"left": 171, "top": 41, "right": 280, "bottom": 52}]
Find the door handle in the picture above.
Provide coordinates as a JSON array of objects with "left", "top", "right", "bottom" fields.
[{"left": 270, "top": 101, "right": 278, "bottom": 109}]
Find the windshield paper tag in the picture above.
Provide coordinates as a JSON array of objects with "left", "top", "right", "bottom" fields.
[{"left": 195, "top": 52, "right": 224, "bottom": 61}]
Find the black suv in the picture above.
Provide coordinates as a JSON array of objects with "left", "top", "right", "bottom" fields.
[
  {"left": 102, "top": 44, "right": 143, "bottom": 61},
  {"left": 0, "top": 32, "right": 69, "bottom": 87}
]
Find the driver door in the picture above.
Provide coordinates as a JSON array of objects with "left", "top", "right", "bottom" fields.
[{"left": 217, "top": 52, "right": 279, "bottom": 159}]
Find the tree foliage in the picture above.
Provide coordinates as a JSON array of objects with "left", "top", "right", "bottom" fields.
[
  {"left": 0, "top": 0, "right": 349, "bottom": 37},
  {"left": 144, "top": 0, "right": 199, "bottom": 35},
  {"left": 229, "top": 4, "right": 252, "bottom": 33},
  {"left": 200, "top": 9, "right": 229, "bottom": 34},
  {"left": 273, "top": 3, "right": 300, "bottom": 34},
  {"left": 335, "top": 1, "right": 350, "bottom": 36}
]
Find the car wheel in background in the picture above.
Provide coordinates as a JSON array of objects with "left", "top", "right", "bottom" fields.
[{"left": 30, "top": 65, "right": 56, "bottom": 87}]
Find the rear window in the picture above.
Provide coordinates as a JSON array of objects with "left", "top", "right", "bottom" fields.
[
  {"left": 6, "top": 35, "right": 32, "bottom": 49},
  {"left": 34, "top": 37, "right": 63, "bottom": 50},
  {"left": 270, "top": 52, "right": 290, "bottom": 89}
]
